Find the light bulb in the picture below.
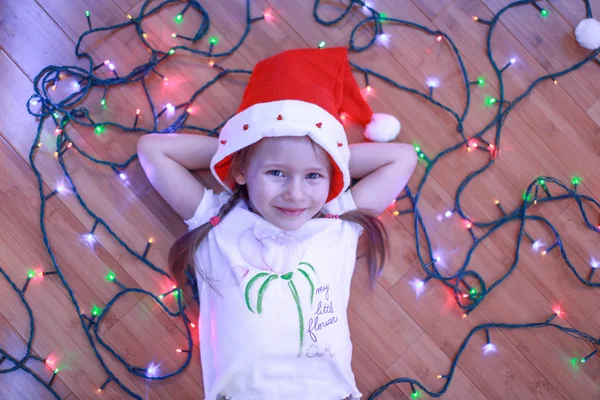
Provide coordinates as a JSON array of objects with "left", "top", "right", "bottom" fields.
[
  {"left": 426, "top": 77, "right": 440, "bottom": 88},
  {"left": 483, "top": 343, "right": 497, "bottom": 355},
  {"left": 532, "top": 240, "right": 544, "bottom": 252}
]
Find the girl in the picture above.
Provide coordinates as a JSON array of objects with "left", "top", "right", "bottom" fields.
[{"left": 138, "top": 47, "right": 417, "bottom": 400}]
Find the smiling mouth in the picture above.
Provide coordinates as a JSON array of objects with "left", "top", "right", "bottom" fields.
[{"left": 275, "top": 207, "right": 306, "bottom": 217}]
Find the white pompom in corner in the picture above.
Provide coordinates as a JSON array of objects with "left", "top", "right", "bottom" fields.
[
  {"left": 364, "top": 113, "right": 401, "bottom": 142},
  {"left": 575, "top": 18, "right": 600, "bottom": 50}
]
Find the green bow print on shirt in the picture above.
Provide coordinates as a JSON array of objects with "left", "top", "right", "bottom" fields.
[{"left": 245, "top": 261, "right": 316, "bottom": 357}]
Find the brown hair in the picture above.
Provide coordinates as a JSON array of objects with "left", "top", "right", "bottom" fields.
[{"left": 168, "top": 141, "right": 390, "bottom": 312}]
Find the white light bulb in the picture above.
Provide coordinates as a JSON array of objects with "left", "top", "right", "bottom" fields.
[
  {"left": 411, "top": 278, "right": 426, "bottom": 297},
  {"left": 84, "top": 233, "right": 95, "bottom": 244},
  {"left": 56, "top": 183, "right": 66, "bottom": 193},
  {"left": 532, "top": 240, "right": 544, "bottom": 252},
  {"left": 31, "top": 100, "right": 38, "bottom": 106},
  {"left": 166, "top": 103, "right": 175, "bottom": 112},
  {"left": 426, "top": 77, "right": 440, "bottom": 88},
  {"left": 108, "top": 63, "right": 115, "bottom": 70},
  {"left": 483, "top": 343, "right": 497, "bottom": 355},
  {"left": 376, "top": 33, "right": 391, "bottom": 47},
  {"left": 510, "top": 58, "right": 516, "bottom": 64},
  {"left": 73, "top": 82, "right": 80, "bottom": 89},
  {"left": 444, "top": 210, "right": 452, "bottom": 218},
  {"left": 119, "top": 173, "right": 127, "bottom": 180},
  {"left": 591, "top": 257, "right": 599, "bottom": 269},
  {"left": 362, "top": 1, "right": 373, "bottom": 14},
  {"left": 147, "top": 362, "right": 161, "bottom": 377}
]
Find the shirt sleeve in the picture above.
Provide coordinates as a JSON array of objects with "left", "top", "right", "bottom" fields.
[
  {"left": 183, "top": 188, "right": 232, "bottom": 231},
  {"left": 323, "top": 188, "right": 365, "bottom": 235},
  {"left": 322, "top": 188, "right": 359, "bottom": 215}
]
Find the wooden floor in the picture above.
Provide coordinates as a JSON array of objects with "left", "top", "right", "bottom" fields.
[{"left": 2, "top": 0, "right": 600, "bottom": 398}]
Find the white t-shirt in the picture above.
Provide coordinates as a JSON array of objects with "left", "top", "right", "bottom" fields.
[{"left": 184, "top": 188, "right": 365, "bottom": 400}]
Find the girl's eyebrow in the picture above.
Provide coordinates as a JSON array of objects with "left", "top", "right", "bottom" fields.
[{"left": 262, "top": 163, "right": 328, "bottom": 173}]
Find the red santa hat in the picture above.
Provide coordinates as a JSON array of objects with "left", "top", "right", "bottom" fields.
[{"left": 210, "top": 47, "right": 401, "bottom": 203}]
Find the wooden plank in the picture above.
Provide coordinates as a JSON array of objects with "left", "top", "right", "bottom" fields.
[
  {"left": 352, "top": 341, "right": 408, "bottom": 399},
  {"left": 101, "top": 297, "right": 204, "bottom": 399},
  {"left": 587, "top": 98, "right": 600, "bottom": 128},
  {"left": 385, "top": 333, "right": 489, "bottom": 399},
  {"left": 389, "top": 263, "right": 565, "bottom": 399},
  {"left": 0, "top": 314, "right": 73, "bottom": 400},
  {"left": 0, "top": 0, "right": 89, "bottom": 80},
  {"left": 578, "top": 309, "right": 600, "bottom": 383},
  {"left": 410, "top": 0, "right": 454, "bottom": 20},
  {"left": 348, "top": 258, "right": 423, "bottom": 372},
  {"left": 480, "top": 263, "right": 598, "bottom": 400},
  {"left": 481, "top": 0, "right": 600, "bottom": 111}
]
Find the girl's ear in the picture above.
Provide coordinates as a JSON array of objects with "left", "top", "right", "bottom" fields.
[{"left": 234, "top": 172, "right": 246, "bottom": 186}]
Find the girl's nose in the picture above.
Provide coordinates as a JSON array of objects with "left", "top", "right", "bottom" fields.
[{"left": 284, "top": 178, "right": 305, "bottom": 202}]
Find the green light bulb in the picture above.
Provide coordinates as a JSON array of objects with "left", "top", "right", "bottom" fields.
[
  {"left": 379, "top": 13, "right": 387, "bottom": 20},
  {"left": 100, "top": 98, "right": 106, "bottom": 106},
  {"left": 85, "top": 10, "right": 90, "bottom": 17},
  {"left": 538, "top": 179, "right": 545, "bottom": 186},
  {"left": 522, "top": 191, "right": 531, "bottom": 202},
  {"left": 485, "top": 96, "right": 497, "bottom": 107},
  {"left": 581, "top": 358, "right": 586, "bottom": 363},
  {"left": 54, "top": 368, "right": 60, "bottom": 374},
  {"left": 411, "top": 391, "right": 419, "bottom": 398},
  {"left": 414, "top": 146, "right": 421, "bottom": 152},
  {"left": 469, "top": 288, "right": 476, "bottom": 295},
  {"left": 91, "top": 305, "right": 102, "bottom": 316},
  {"left": 28, "top": 270, "right": 35, "bottom": 279},
  {"left": 107, "top": 272, "right": 115, "bottom": 281},
  {"left": 209, "top": 36, "right": 219, "bottom": 45},
  {"left": 318, "top": 41, "right": 326, "bottom": 49},
  {"left": 572, "top": 176, "right": 581, "bottom": 185},
  {"left": 571, "top": 357, "right": 578, "bottom": 366},
  {"left": 175, "top": 14, "right": 183, "bottom": 23},
  {"left": 540, "top": 9, "right": 548, "bottom": 18},
  {"left": 419, "top": 153, "right": 424, "bottom": 158},
  {"left": 477, "top": 76, "right": 485, "bottom": 86},
  {"left": 53, "top": 112, "right": 59, "bottom": 119},
  {"left": 168, "top": 48, "right": 175, "bottom": 55},
  {"left": 95, "top": 125, "right": 104, "bottom": 134}
]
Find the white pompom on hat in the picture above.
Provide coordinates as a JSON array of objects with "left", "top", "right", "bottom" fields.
[
  {"left": 575, "top": 18, "right": 600, "bottom": 50},
  {"left": 211, "top": 47, "right": 401, "bottom": 204}
]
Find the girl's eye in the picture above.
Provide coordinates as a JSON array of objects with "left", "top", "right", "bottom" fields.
[{"left": 267, "top": 170, "right": 322, "bottom": 179}]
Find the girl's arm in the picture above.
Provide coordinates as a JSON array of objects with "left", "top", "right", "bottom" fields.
[
  {"left": 348, "top": 142, "right": 417, "bottom": 215},
  {"left": 137, "top": 133, "right": 219, "bottom": 220}
]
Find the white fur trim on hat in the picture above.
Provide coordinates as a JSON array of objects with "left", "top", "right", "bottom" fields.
[
  {"left": 211, "top": 100, "right": 351, "bottom": 202},
  {"left": 575, "top": 18, "right": 600, "bottom": 50},
  {"left": 364, "top": 113, "right": 401, "bottom": 142}
]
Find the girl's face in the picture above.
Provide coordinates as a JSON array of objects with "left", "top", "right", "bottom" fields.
[{"left": 234, "top": 136, "right": 332, "bottom": 232}]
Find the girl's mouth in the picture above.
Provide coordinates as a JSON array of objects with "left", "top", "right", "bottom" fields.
[{"left": 275, "top": 207, "right": 306, "bottom": 217}]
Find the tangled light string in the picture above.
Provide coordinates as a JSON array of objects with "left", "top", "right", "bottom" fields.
[{"left": 0, "top": 0, "right": 595, "bottom": 398}]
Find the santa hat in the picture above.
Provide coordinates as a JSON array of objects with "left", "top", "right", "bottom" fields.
[{"left": 210, "top": 47, "right": 401, "bottom": 203}]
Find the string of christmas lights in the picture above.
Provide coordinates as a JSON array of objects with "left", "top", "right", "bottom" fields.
[{"left": 4, "top": 0, "right": 596, "bottom": 398}]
